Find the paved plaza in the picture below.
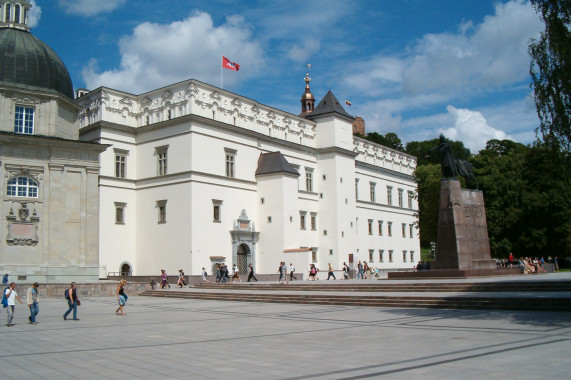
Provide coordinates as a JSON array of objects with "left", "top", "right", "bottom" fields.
[{"left": 0, "top": 291, "right": 569, "bottom": 379}]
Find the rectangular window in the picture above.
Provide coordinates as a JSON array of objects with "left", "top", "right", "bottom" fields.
[
  {"left": 330, "top": 249, "right": 334, "bottom": 256},
  {"left": 378, "top": 220, "right": 383, "bottom": 236},
  {"left": 225, "top": 148, "right": 236, "bottom": 177},
  {"left": 369, "top": 249, "right": 374, "bottom": 262},
  {"left": 369, "top": 182, "right": 376, "bottom": 203},
  {"left": 368, "top": 219, "right": 373, "bottom": 235},
  {"left": 114, "top": 149, "right": 128, "bottom": 178},
  {"left": 402, "top": 223, "right": 406, "bottom": 238},
  {"left": 300, "top": 211, "right": 307, "bottom": 230},
  {"left": 312, "top": 250, "right": 317, "bottom": 263},
  {"left": 408, "top": 191, "right": 414, "bottom": 209},
  {"left": 379, "top": 250, "right": 384, "bottom": 263},
  {"left": 115, "top": 202, "right": 126, "bottom": 224},
  {"left": 398, "top": 188, "right": 404, "bottom": 207},
  {"left": 157, "top": 200, "right": 167, "bottom": 223},
  {"left": 403, "top": 250, "right": 407, "bottom": 262},
  {"left": 355, "top": 179, "right": 359, "bottom": 200},
  {"left": 212, "top": 199, "right": 222, "bottom": 222},
  {"left": 409, "top": 224, "right": 414, "bottom": 238},
  {"left": 387, "top": 222, "right": 393, "bottom": 237},
  {"left": 387, "top": 186, "right": 393, "bottom": 205},
  {"left": 14, "top": 105, "right": 34, "bottom": 134},
  {"left": 410, "top": 251, "right": 415, "bottom": 263},
  {"left": 389, "top": 250, "right": 393, "bottom": 263},
  {"left": 305, "top": 168, "right": 313, "bottom": 192},
  {"left": 156, "top": 145, "right": 169, "bottom": 176},
  {"left": 310, "top": 213, "right": 317, "bottom": 230}
]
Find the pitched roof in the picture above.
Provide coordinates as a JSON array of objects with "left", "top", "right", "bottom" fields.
[
  {"left": 255, "top": 152, "right": 299, "bottom": 176},
  {"left": 307, "top": 90, "right": 353, "bottom": 120}
]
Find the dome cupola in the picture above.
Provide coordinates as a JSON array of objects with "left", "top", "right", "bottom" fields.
[{"left": 0, "top": 1, "right": 74, "bottom": 99}]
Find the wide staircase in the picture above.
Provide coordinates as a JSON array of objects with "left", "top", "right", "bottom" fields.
[{"left": 140, "top": 280, "right": 571, "bottom": 312}]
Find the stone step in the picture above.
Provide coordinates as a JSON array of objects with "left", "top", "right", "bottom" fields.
[{"left": 140, "top": 290, "right": 571, "bottom": 312}]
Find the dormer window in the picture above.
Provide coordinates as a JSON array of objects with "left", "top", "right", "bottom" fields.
[
  {"left": 14, "top": 4, "right": 20, "bottom": 23},
  {"left": 14, "top": 105, "right": 34, "bottom": 134},
  {"left": 5, "top": 4, "right": 11, "bottom": 23}
]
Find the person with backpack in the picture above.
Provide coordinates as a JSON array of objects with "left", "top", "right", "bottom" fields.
[
  {"left": 26, "top": 282, "right": 40, "bottom": 324},
  {"left": 63, "top": 282, "right": 80, "bottom": 321},
  {"left": 4, "top": 282, "right": 23, "bottom": 327},
  {"left": 201, "top": 267, "right": 210, "bottom": 283}
]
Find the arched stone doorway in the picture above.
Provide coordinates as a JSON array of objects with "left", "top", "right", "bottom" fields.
[
  {"left": 120, "top": 262, "right": 132, "bottom": 276},
  {"left": 236, "top": 244, "right": 249, "bottom": 274}
]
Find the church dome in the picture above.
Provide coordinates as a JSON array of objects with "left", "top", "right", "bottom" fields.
[{"left": 0, "top": 26, "right": 74, "bottom": 99}]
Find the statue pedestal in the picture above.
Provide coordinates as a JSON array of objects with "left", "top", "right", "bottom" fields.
[{"left": 432, "top": 179, "right": 496, "bottom": 270}]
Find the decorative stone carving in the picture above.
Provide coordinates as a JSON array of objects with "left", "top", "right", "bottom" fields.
[{"left": 6, "top": 203, "right": 40, "bottom": 246}]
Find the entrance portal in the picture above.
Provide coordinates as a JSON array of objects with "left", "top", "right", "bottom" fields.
[
  {"left": 120, "top": 262, "right": 132, "bottom": 276},
  {"left": 237, "top": 244, "right": 249, "bottom": 275}
]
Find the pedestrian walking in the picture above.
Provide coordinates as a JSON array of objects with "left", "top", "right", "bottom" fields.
[
  {"left": 290, "top": 263, "right": 297, "bottom": 281},
  {"left": 202, "top": 267, "right": 210, "bottom": 283},
  {"left": 277, "top": 261, "right": 288, "bottom": 284},
  {"left": 63, "top": 282, "right": 80, "bottom": 321},
  {"left": 343, "top": 262, "right": 350, "bottom": 280},
  {"left": 5, "top": 282, "right": 23, "bottom": 327},
  {"left": 26, "top": 282, "right": 40, "bottom": 324},
  {"left": 160, "top": 269, "right": 171, "bottom": 289},
  {"left": 115, "top": 279, "right": 128, "bottom": 316},
  {"left": 177, "top": 269, "right": 187, "bottom": 288},
  {"left": 357, "top": 261, "right": 364, "bottom": 279},
  {"left": 247, "top": 264, "right": 258, "bottom": 282},
  {"left": 308, "top": 264, "right": 318, "bottom": 281},
  {"left": 327, "top": 263, "right": 336, "bottom": 280},
  {"left": 232, "top": 264, "right": 242, "bottom": 282}
]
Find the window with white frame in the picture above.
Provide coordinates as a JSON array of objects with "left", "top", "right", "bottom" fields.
[
  {"left": 7, "top": 176, "right": 38, "bottom": 198},
  {"left": 300, "top": 211, "right": 307, "bottom": 230},
  {"left": 387, "top": 222, "right": 393, "bottom": 237},
  {"left": 212, "top": 199, "right": 222, "bottom": 222},
  {"left": 402, "top": 223, "right": 406, "bottom": 237},
  {"left": 389, "top": 250, "right": 393, "bottom": 262},
  {"left": 355, "top": 178, "right": 359, "bottom": 200},
  {"left": 369, "top": 182, "right": 376, "bottom": 203},
  {"left": 379, "top": 250, "right": 384, "bottom": 262},
  {"left": 369, "top": 249, "right": 374, "bottom": 262},
  {"left": 408, "top": 191, "right": 414, "bottom": 209},
  {"left": 225, "top": 148, "right": 236, "bottom": 177},
  {"left": 378, "top": 220, "right": 383, "bottom": 236},
  {"left": 156, "top": 145, "right": 168, "bottom": 176},
  {"left": 115, "top": 202, "right": 126, "bottom": 224},
  {"left": 310, "top": 212, "right": 317, "bottom": 230},
  {"left": 157, "top": 200, "right": 167, "bottom": 223},
  {"left": 368, "top": 219, "right": 373, "bottom": 235},
  {"left": 311, "top": 248, "right": 317, "bottom": 263},
  {"left": 14, "top": 105, "right": 34, "bottom": 134},
  {"left": 114, "top": 149, "right": 128, "bottom": 178},
  {"left": 398, "top": 188, "right": 404, "bottom": 207},
  {"left": 403, "top": 250, "right": 407, "bottom": 262},
  {"left": 387, "top": 186, "right": 393, "bottom": 205},
  {"left": 410, "top": 251, "right": 415, "bottom": 262},
  {"left": 305, "top": 168, "right": 314, "bottom": 192},
  {"left": 409, "top": 224, "right": 414, "bottom": 238}
]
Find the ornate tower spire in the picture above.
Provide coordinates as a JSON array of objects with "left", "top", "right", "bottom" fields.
[
  {"left": 1, "top": 1, "right": 32, "bottom": 31},
  {"left": 300, "top": 64, "right": 315, "bottom": 115}
]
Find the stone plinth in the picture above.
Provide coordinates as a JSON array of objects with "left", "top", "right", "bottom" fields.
[{"left": 433, "top": 179, "right": 495, "bottom": 270}]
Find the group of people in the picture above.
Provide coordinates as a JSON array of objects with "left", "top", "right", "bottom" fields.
[
  {"left": 356, "top": 261, "right": 378, "bottom": 279},
  {"left": 1, "top": 279, "right": 130, "bottom": 327},
  {"left": 518, "top": 257, "right": 549, "bottom": 274}
]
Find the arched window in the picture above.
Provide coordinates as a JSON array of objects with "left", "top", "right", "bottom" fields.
[
  {"left": 5, "top": 4, "right": 11, "bottom": 22},
  {"left": 14, "top": 4, "right": 20, "bottom": 23},
  {"left": 7, "top": 176, "right": 39, "bottom": 198}
]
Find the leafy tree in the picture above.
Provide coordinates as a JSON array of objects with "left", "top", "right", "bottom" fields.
[
  {"left": 406, "top": 138, "right": 471, "bottom": 166},
  {"left": 413, "top": 164, "right": 441, "bottom": 247},
  {"left": 529, "top": 0, "right": 571, "bottom": 150},
  {"left": 365, "top": 132, "right": 404, "bottom": 151}
]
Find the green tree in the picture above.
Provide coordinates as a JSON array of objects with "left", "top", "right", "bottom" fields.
[
  {"left": 529, "top": 0, "right": 571, "bottom": 150},
  {"left": 406, "top": 138, "right": 471, "bottom": 166},
  {"left": 413, "top": 164, "right": 441, "bottom": 247},
  {"left": 365, "top": 132, "right": 404, "bottom": 151}
]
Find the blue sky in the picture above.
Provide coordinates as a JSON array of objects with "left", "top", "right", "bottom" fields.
[{"left": 29, "top": 0, "right": 544, "bottom": 153}]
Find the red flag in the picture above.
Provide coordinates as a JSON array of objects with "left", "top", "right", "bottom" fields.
[{"left": 222, "top": 56, "right": 240, "bottom": 71}]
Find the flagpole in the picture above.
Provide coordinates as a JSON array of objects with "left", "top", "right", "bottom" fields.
[{"left": 221, "top": 55, "right": 223, "bottom": 89}]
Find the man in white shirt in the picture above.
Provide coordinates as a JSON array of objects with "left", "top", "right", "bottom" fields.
[{"left": 5, "top": 282, "right": 23, "bottom": 327}]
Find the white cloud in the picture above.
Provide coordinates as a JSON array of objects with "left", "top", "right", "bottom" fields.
[
  {"left": 82, "top": 11, "right": 264, "bottom": 94},
  {"left": 287, "top": 39, "right": 320, "bottom": 62},
  {"left": 441, "top": 106, "right": 510, "bottom": 152},
  {"left": 58, "top": 0, "right": 127, "bottom": 17},
  {"left": 28, "top": 0, "right": 41, "bottom": 28}
]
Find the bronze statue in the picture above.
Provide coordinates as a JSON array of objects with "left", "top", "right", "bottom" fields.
[{"left": 433, "top": 134, "right": 477, "bottom": 188}]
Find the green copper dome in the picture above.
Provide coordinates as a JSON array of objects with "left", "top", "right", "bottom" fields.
[{"left": 0, "top": 27, "right": 74, "bottom": 99}]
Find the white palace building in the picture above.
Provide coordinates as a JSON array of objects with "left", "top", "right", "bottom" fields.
[
  {"left": 0, "top": 0, "right": 419, "bottom": 280},
  {"left": 77, "top": 73, "right": 420, "bottom": 277}
]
